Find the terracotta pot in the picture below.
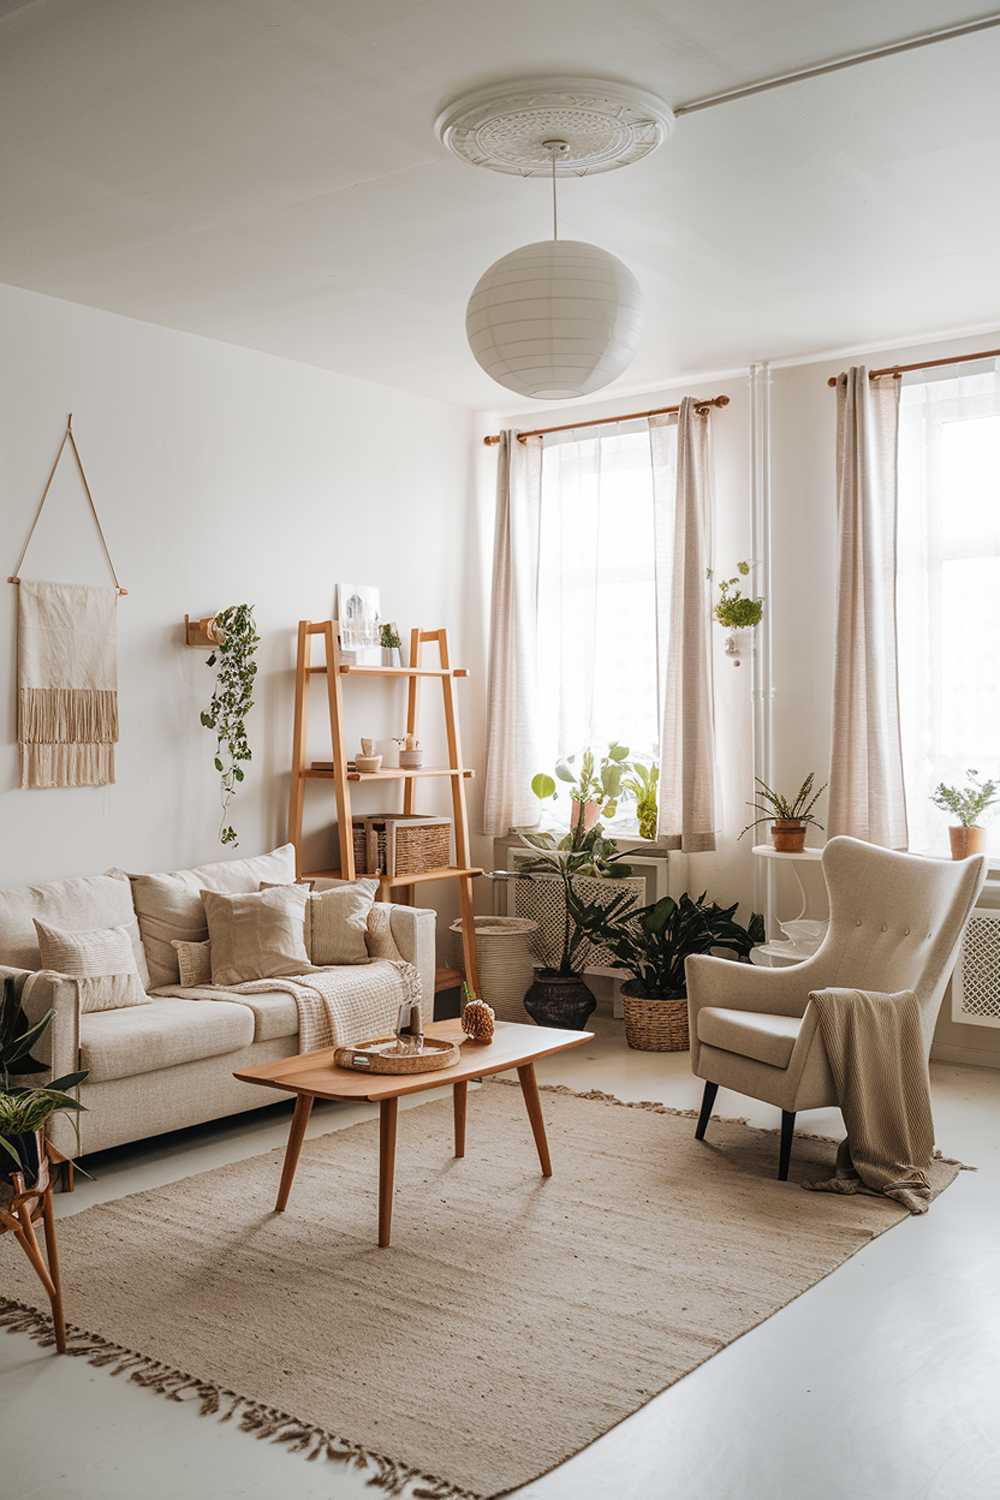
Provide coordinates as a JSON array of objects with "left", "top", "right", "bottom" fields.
[
  {"left": 948, "top": 825, "right": 985, "bottom": 859},
  {"left": 572, "top": 799, "right": 601, "bottom": 834},
  {"left": 524, "top": 972, "right": 596, "bottom": 1030},
  {"left": 771, "top": 819, "right": 807, "bottom": 853}
]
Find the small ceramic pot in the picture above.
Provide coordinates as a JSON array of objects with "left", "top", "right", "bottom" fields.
[
  {"left": 381, "top": 647, "right": 402, "bottom": 667},
  {"left": 771, "top": 819, "right": 807, "bottom": 853},
  {"left": 524, "top": 972, "right": 596, "bottom": 1030},
  {"left": 356, "top": 754, "right": 383, "bottom": 774},
  {"left": 571, "top": 799, "right": 601, "bottom": 834},
  {"left": 398, "top": 749, "right": 423, "bottom": 769},
  {"left": 949, "top": 825, "right": 985, "bottom": 859}
]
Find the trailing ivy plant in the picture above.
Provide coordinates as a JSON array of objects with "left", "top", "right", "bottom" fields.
[{"left": 200, "top": 604, "right": 260, "bottom": 847}]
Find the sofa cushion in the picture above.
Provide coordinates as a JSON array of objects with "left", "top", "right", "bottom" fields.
[
  {"left": 34, "top": 919, "right": 149, "bottom": 1012},
  {"left": 217, "top": 989, "right": 299, "bottom": 1043},
  {"left": 79, "top": 998, "right": 254, "bottom": 1083},
  {"left": 203, "top": 885, "right": 311, "bottom": 985},
  {"left": 127, "top": 844, "right": 298, "bottom": 989},
  {"left": 311, "top": 880, "right": 378, "bottom": 965},
  {"left": 697, "top": 1007, "right": 801, "bottom": 1070},
  {"left": 0, "top": 871, "right": 149, "bottom": 987}
]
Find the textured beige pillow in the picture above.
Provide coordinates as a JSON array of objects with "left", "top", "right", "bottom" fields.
[
  {"left": 202, "top": 885, "right": 311, "bottom": 987},
  {"left": 310, "top": 880, "right": 378, "bottom": 966},
  {"left": 365, "top": 902, "right": 402, "bottom": 961},
  {"left": 33, "top": 919, "right": 149, "bottom": 1013},
  {"left": 171, "top": 938, "right": 213, "bottom": 988}
]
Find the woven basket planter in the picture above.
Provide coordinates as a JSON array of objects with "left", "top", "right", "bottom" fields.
[
  {"left": 621, "top": 983, "right": 689, "bottom": 1052},
  {"left": 449, "top": 915, "right": 540, "bottom": 1022}
]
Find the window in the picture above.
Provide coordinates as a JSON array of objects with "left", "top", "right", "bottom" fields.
[{"left": 897, "top": 368, "right": 1000, "bottom": 853}]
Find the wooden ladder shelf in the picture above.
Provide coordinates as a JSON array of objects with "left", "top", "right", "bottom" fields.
[{"left": 287, "top": 622, "right": 481, "bottom": 991}]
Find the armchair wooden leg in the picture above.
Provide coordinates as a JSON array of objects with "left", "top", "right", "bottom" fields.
[
  {"left": 695, "top": 1081, "right": 718, "bottom": 1141},
  {"left": 778, "top": 1110, "right": 796, "bottom": 1181}
]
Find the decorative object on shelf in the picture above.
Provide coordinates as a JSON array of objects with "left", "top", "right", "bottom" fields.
[
  {"left": 568, "top": 886, "right": 763, "bottom": 1052},
  {"left": 532, "top": 743, "right": 630, "bottom": 832},
  {"left": 395, "top": 733, "right": 423, "bottom": 769},
  {"left": 184, "top": 614, "right": 226, "bottom": 647},
  {"left": 449, "top": 914, "right": 539, "bottom": 1023},
  {"left": 199, "top": 603, "right": 259, "bottom": 847},
  {"left": 1, "top": 976, "right": 88, "bottom": 1198},
  {"left": 349, "top": 814, "right": 452, "bottom": 878},
  {"left": 709, "top": 561, "right": 764, "bottom": 669},
  {"left": 395, "top": 994, "right": 425, "bottom": 1054},
  {"left": 739, "top": 773, "right": 827, "bottom": 853},
  {"left": 438, "top": 79, "right": 673, "bottom": 399},
  {"left": 930, "top": 770, "right": 999, "bottom": 859},
  {"left": 333, "top": 1034, "right": 460, "bottom": 1075},
  {"left": 460, "top": 985, "right": 496, "bottom": 1044},
  {"left": 623, "top": 757, "right": 659, "bottom": 840},
  {"left": 380, "top": 622, "right": 403, "bottom": 667},
  {"left": 356, "top": 738, "right": 383, "bottom": 774},
  {"left": 336, "top": 584, "right": 382, "bottom": 665}
]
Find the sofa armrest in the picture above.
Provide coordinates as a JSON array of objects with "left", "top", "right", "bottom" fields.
[
  {"left": 0, "top": 964, "right": 82, "bottom": 1158},
  {"left": 375, "top": 904, "right": 436, "bottom": 1013}
]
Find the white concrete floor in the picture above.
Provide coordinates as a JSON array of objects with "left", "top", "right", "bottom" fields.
[{"left": 1, "top": 1014, "right": 998, "bottom": 1500}]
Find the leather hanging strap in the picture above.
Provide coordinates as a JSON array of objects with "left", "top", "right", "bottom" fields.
[{"left": 7, "top": 414, "right": 128, "bottom": 596}]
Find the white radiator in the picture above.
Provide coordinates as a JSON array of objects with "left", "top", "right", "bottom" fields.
[{"left": 952, "top": 901, "right": 1000, "bottom": 1029}]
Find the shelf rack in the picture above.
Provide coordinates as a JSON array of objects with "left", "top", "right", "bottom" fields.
[{"left": 287, "top": 621, "right": 481, "bottom": 990}]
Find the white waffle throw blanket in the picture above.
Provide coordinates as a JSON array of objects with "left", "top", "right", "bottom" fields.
[{"left": 163, "top": 959, "right": 419, "bottom": 1053}]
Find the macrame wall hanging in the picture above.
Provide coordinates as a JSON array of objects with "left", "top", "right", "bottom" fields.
[{"left": 8, "top": 414, "right": 128, "bottom": 789}]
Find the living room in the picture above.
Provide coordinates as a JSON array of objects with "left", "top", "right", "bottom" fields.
[{"left": 1, "top": 5, "right": 998, "bottom": 1499}]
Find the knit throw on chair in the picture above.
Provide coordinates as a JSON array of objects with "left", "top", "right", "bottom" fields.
[
  {"left": 18, "top": 580, "right": 119, "bottom": 788},
  {"left": 803, "top": 987, "right": 937, "bottom": 1215}
]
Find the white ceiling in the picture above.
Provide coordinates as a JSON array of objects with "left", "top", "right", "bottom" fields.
[{"left": 2, "top": 0, "right": 999, "bottom": 410}]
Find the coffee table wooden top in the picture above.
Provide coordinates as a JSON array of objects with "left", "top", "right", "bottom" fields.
[{"left": 234, "top": 1018, "right": 592, "bottom": 1103}]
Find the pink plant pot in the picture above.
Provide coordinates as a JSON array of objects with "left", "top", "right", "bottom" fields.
[{"left": 572, "top": 798, "right": 601, "bottom": 833}]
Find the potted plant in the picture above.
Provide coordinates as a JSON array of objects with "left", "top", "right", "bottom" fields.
[
  {"left": 931, "top": 770, "right": 1000, "bottom": 858},
  {"left": 739, "top": 773, "right": 827, "bottom": 853},
  {"left": 513, "top": 827, "right": 634, "bottom": 1029},
  {"left": 531, "top": 743, "right": 630, "bottom": 834},
  {"left": 380, "top": 622, "right": 403, "bottom": 667},
  {"left": 623, "top": 757, "right": 659, "bottom": 841},
  {"left": 568, "top": 886, "right": 764, "bottom": 1052},
  {"left": 710, "top": 561, "right": 764, "bottom": 668},
  {"left": 200, "top": 603, "right": 260, "bottom": 847},
  {"left": 0, "top": 976, "right": 87, "bottom": 1200}
]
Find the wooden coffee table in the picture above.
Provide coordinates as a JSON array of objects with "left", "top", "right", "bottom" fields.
[{"left": 234, "top": 1018, "right": 592, "bottom": 1246}]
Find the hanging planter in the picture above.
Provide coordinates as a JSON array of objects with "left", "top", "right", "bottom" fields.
[{"left": 709, "top": 561, "right": 764, "bottom": 669}]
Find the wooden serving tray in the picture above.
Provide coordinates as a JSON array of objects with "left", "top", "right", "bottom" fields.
[{"left": 333, "top": 1035, "right": 461, "bottom": 1075}]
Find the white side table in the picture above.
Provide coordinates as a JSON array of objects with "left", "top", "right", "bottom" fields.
[{"left": 750, "top": 844, "right": 827, "bottom": 967}]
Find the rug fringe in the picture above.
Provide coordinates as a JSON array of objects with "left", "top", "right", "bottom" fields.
[{"left": 0, "top": 1297, "right": 479, "bottom": 1499}]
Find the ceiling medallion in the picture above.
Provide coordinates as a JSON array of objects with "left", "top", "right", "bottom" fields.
[{"left": 435, "top": 76, "right": 674, "bottom": 178}]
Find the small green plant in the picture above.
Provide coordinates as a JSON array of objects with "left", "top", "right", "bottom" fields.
[
  {"left": 200, "top": 603, "right": 260, "bottom": 847},
  {"left": 709, "top": 561, "right": 764, "bottom": 630},
  {"left": 931, "top": 770, "right": 1000, "bottom": 827},
  {"left": 513, "top": 827, "right": 635, "bottom": 976},
  {"left": 531, "top": 743, "right": 630, "bottom": 826},
  {"left": 623, "top": 759, "right": 659, "bottom": 840},
  {"left": 380, "top": 622, "right": 402, "bottom": 650},
  {"left": 739, "top": 773, "right": 827, "bottom": 840},
  {"left": 0, "top": 977, "right": 87, "bottom": 1174}
]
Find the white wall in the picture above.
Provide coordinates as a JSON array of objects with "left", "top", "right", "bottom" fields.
[{"left": 0, "top": 283, "right": 478, "bottom": 958}]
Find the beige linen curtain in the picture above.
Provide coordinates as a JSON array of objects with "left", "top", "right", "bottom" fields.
[
  {"left": 482, "top": 432, "right": 543, "bottom": 836},
  {"left": 651, "top": 399, "right": 717, "bottom": 851},
  {"left": 829, "top": 367, "right": 908, "bottom": 849}
]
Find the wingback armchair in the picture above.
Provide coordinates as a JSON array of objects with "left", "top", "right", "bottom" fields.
[{"left": 686, "top": 837, "right": 987, "bottom": 1178}]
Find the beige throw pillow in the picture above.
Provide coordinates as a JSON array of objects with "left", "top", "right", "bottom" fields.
[
  {"left": 310, "top": 880, "right": 378, "bottom": 966},
  {"left": 171, "top": 938, "right": 213, "bottom": 988},
  {"left": 202, "top": 885, "right": 311, "bottom": 987},
  {"left": 33, "top": 919, "right": 149, "bottom": 1013},
  {"left": 365, "top": 902, "right": 402, "bottom": 961}
]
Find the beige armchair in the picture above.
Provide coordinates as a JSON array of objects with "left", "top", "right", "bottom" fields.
[{"left": 686, "top": 837, "right": 987, "bottom": 1179}]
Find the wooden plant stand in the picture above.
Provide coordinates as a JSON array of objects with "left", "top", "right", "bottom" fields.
[
  {"left": 0, "top": 1142, "right": 66, "bottom": 1353},
  {"left": 287, "top": 622, "right": 482, "bottom": 991}
]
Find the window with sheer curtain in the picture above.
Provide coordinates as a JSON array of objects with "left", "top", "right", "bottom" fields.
[
  {"left": 534, "top": 424, "right": 660, "bottom": 824},
  {"left": 897, "top": 367, "right": 1000, "bottom": 854}
]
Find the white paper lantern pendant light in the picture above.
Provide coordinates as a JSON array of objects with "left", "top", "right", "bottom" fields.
[{"left": 436, "top": 78, "right": 675, "bottom": 401}]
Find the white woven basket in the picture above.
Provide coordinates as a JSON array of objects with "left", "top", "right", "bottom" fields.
[{"left": 449, "top": 915, "right": 540, "bottom": 1022}]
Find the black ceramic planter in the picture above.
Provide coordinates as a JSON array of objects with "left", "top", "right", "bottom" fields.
[
  {"left": 524, "top": 972, "right": 596, "bottom": 1030},
  {"left": 0, "top": 1127, "right": 44, "bottom": 1196}
]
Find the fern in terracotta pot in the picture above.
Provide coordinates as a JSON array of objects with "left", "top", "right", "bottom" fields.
[
  {"left": 738, "top": 773, "right": 826, "bottom": 853},
  {"left": 931, "top": 771, "right": 999, "bottom": 859}
]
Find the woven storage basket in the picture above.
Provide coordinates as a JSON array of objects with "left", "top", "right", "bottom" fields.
[
  {"left": 622, "top": 990, "right": 690, "bottom": 1052},
  {"left": 512, "top": 872, "right": 647, "bottom": 971},
  {"left": 450, "top": 915, "right": 540, "bottom": 1022},
  {"left": 347, "top": 816, "right": 451, "bottom": 876}
]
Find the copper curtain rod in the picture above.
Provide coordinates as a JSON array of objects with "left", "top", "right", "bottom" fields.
[
  {"left": 826, "top": 347, "right": 1000, "bottom": 388},
  {"left": 482, "top": 394, "right": 730, "bottom": 446}
]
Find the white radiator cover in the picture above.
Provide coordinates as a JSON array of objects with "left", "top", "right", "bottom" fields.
[{"left": 951, "top": 905, "right": 1000, "bottom": 1029}]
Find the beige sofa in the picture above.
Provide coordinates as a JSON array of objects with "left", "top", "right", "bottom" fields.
[{"left": 0, "top": 844, "right": 435, "bottom": 1161}]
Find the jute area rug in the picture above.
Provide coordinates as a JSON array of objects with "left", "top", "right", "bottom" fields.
[{"left": 0, "top": 1081, "right": 959, "bottom": 1498}]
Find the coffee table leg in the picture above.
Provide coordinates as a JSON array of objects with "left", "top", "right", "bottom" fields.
[
  {"left": 517, "top": 1063, "right": 552, "bottom": 1177},
  {"left": 453, "top": 1080, "right": 468, "bottom": 1158},
  {"left": 378, "top": 1097, "right": 398, "bottom": 1247},
  {"left": 275, "top": 1095, "right": 313, "bottom": 1213}
]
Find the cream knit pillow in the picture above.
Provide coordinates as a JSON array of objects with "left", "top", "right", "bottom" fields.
[
  {"left": 310, "top": 880, "right": 378, "bottom": 966},
  {"left": 202, "top": 885, "right": 311, "bottom": 987},
  {"left": 34, "top": 919, "right": 149, "bottom": 1013}
]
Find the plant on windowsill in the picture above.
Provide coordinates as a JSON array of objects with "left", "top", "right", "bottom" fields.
[
  {"left": 623, "top": 757, "right": 659, "bottom": 841},
  {"left": 566, "top": 886, "right": 764, "bottom": 1052},
  {"left": 931, "top": 770, "right": 1000, "bottom": 859},
  {"left": 738, "top": 773, "right": 827, "bottom": 853},
  {"left": 531, "top": 742, "right": 630, "bottom": 835},
  {"left": 0, "top": 976, "right": 87, "bottom": 1201},
  {"left": 200, "top": 603, "right": 260, "bottom": 847}
]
